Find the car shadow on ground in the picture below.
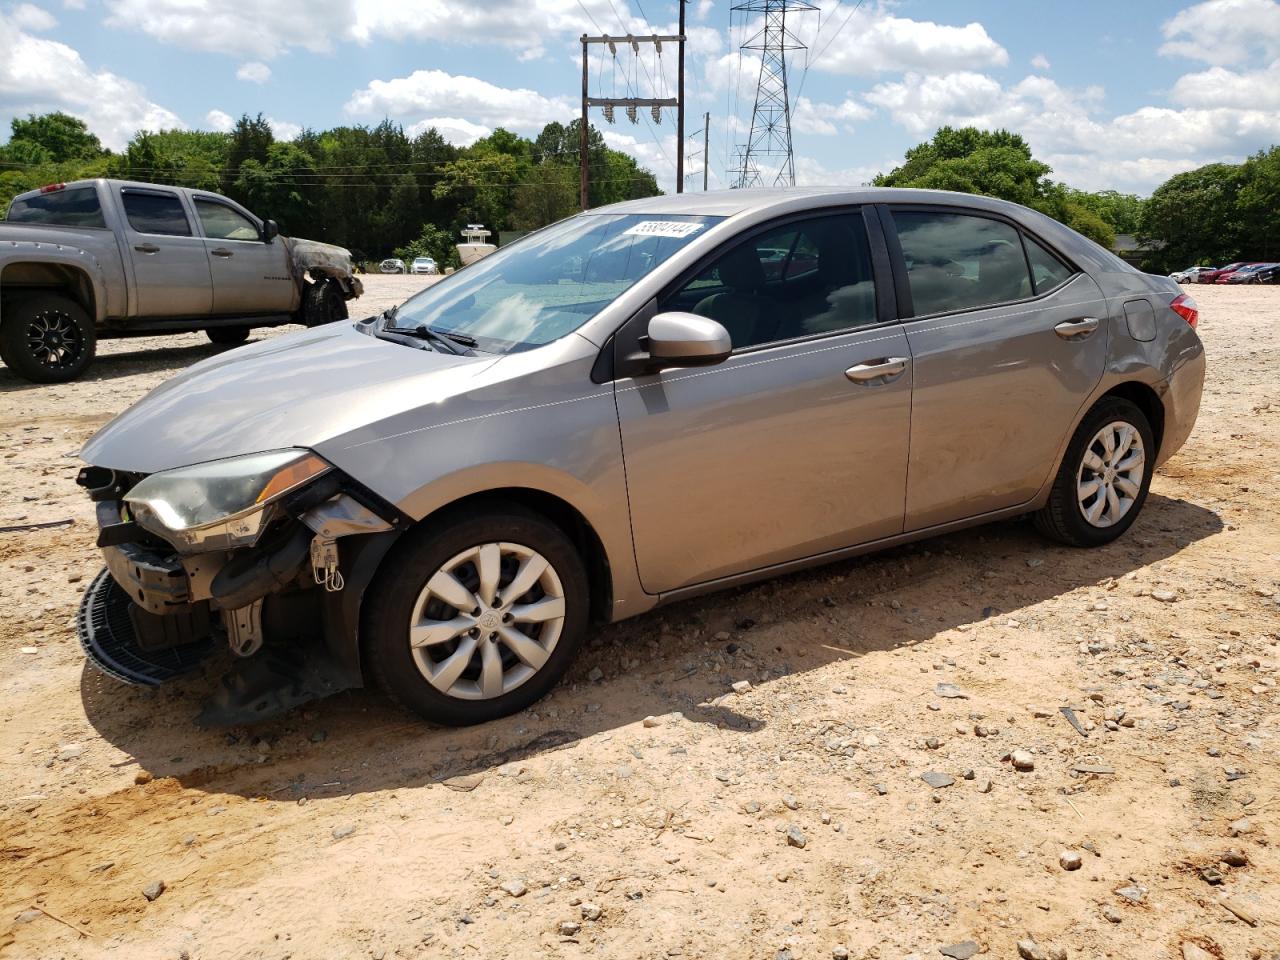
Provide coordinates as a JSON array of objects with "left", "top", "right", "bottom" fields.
[
  {"left": 0, "top": 338, "right": 265, "bottom": 393},
  {"left": 79, "top": 492, "right": 1222, "bottom": 801}
]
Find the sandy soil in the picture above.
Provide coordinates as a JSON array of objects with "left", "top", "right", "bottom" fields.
[{"left": 0, "top": 280, "right": 1276, "bottom": 960}]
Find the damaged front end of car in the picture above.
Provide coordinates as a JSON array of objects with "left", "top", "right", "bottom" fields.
[{"left": 75, "top": 449, "right": 403, "bottom": 725}]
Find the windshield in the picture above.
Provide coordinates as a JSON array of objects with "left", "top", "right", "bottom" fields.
[{"left": 387, "top": 212, "right": 722, "bottom": 353}]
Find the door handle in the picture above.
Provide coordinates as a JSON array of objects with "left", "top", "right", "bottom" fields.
[
  {"left": 1054, "top": 317, "right": 1100, "bottom": 340},
  {"left": 845, "top": 357, "right": 909, "bottom": 383},
  {"left": 133, "top": 243, "right": 160, "bottom": 254},
  {"left": 210, "top": 248, "right": 234, "bottom": 258}
]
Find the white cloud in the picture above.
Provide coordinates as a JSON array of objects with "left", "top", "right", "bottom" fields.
[
  {"left": 794, "top": 154, "right": 885, "bottom": 187},
  {"left": 406, "top": 116, "right": 490, "bottom": 146},
  {"left": 1031, "top": 53, "right": 1050, "bottom": 71},
  {"left": 236, "top": 60, "right": 272, "bottom": 84},
  {"left": 267, "top": 117, "right": 301, "bottom": 140},
  {"left": 345, "top": 69, "right": 575, "bottom": 133},
  {"left": 102, "top": 0, "right": 348, "bottom": 59},
  {"left": 11, "top": 3, "right": 56, "bottom": 30},
  {"left": 1160, "top": 0, "right": 1280, "bottom": 65},
  {"left": 0, "top": 7, "right": 182, "bottom": 149},
  {"left": 205, "top": 108, "right": 235, "bottom": 132},
  {"left": 802, "top": 10, "right": 1008, "bottom": 76},
  {"left": 790, "top": 95, "right": 873, "bottom": 136}
]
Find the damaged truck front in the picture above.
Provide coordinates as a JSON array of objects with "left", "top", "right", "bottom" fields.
[{"left": 0, "top": 178, "right": 362, "bottom": 383}]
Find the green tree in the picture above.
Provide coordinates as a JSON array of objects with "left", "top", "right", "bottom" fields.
[
  {"left": 1138, "top": 162, "right": 1244, "bottom": 271},
  {"left": 394, "top": 223, "right": 459, "bottom": 270},
  {"left": 8, "top": 112, "right": 104, "bottom": 163},
  {"left": 230, "top": 142, "right": 318, "bottom": 234},
  {"left": 512, "top": 161, "right": 579, "bottom": 229}
]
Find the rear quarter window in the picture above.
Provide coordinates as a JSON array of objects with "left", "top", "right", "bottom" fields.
[{"left": 6, "top": 187, "right": 106, "bottom": 228}]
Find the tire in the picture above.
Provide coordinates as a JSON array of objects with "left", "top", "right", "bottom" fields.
[
  {"left": 303, "top": 280, "right": 349, "bottom": 328},
  {"left": 0, "top": 292, "right": 96, "bottom": 383},
  {"left": 206, "top": 326, "right": 251, "bottom": 345},
  {"left": 1034, "top": 397, "right": 1155, "bottom": 547},
  {"left": 363, "top": 505, "right": 590, "bottom": 726}
]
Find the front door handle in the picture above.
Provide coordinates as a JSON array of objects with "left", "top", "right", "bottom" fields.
[
  {"left": 210, "top": 248, "right": 234, "bottom": 258},
  {"left": 1055, "top": 317, "right": 1100, "bottom": 340},
  {"left": 134, "top": 243, "right": 160, "bottom": 254},
  {"left": 845, "top": 357, "right": 909, "bottom": 384}
]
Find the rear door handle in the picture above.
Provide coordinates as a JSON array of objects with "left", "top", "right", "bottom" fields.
[
  {"left": 845, "top": 357, "right": 909, "bottom": 384},
  {"left": 133, "top": 243, "right": 160, "bottom": 254},
  {"left": 1054, "top": 317, "right": 1100, "bottom": 340},
  {"left": 210, "top": 248, "right": 234, "bottom": 258}
]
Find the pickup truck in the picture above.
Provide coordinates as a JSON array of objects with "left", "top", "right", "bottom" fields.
[{"left": 0, "top": 179, "right": 363, "bottom": 383}]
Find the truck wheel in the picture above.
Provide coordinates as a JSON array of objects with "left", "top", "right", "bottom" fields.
[
  {"left": 0, "top": 292, "right": 97, "bottom": 383},
  {"left": 303, "top": 280, "right": 348, "bottom": 328},
  {"left": 206, "top": 326, "right": 251, "bottom": 345}
]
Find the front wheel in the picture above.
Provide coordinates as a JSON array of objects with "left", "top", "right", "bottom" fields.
[
  {"left": 1034, "top": 397, "right": 1155, "bottom": 547},
  {"left": 363, "top": 506, "right": 590, "bottom": 725},
  {"left": 303, "top": 280, "right": 349, "bottom": 327},
  {"left": 0, "top": 292, "right": 97, "bottom": 383}
]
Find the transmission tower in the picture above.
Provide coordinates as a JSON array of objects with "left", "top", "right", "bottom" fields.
[{"left": 731, "top": 0, "right": 817, "bottom": 189}]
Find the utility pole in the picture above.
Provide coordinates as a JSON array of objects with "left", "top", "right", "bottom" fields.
[
  {"left": 703, "top": 111, "right": 710, "bottom": 190},
  {"left": 676, "top": 0, "right": 686, "bottom": 194},
  {"left": 579, "top": 31, "right": 686, "bottom": 209},
  {"left": 580, "top": 35, "right": 590, "bottom": 210},
  {"left": 732, "top": 0, "right": 817, "bottom": 188}
]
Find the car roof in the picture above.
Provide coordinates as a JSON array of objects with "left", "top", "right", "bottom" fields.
[{"left": 592, "top": 186, "right": 1034, "bottom": 219}]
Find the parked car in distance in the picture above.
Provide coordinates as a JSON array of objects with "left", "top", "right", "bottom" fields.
[
  {"left": 1196, "top": 262, "right": 1248, "bottom": 283},
  {"left": 75, "top": 187, "right": 1205, "bottom": 727},
  {"left": 1253, "top": 264, "right": 1280, "bottom": 284},
  {"left": 1214, "top": 262, "right": 1265, "bottom": 283},
  {"left": 0, "top": 179, "right": 362, "bottom": 383},
  {"left": 1220, "top": 262, "right": 1277, "bottom": 283},
  {"left": 411, "top": 256, "right": 438, "bottom": 275},
  {"left": 380, "top": 258, "right": 406, "bottom": 274},
  {"left": 1170, "top": 266, "right": 1214, "bottom": 283}
]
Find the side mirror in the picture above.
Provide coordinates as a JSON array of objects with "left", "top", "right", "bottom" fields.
[
  {"left": 646, "top": 312, "right": 732, "bottom": 368},
  {"left": 262, "top": 219, "right": 279, "bottom": 243}
]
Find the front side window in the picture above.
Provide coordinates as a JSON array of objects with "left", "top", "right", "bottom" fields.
[
  {"left": 195, "top": 199, "right": 260, "bottom": 241},
  {"left": 6, "top": 186, "right": 106, "bottom": 228},
  {"left": 122, "top": 191, "right": 191, "bottom": 237},
  {"left": 662, "top": 212, "right": 878, "bottom": 350},
  {"left": 387, "top": 213, "right": 721, "bottom": 354},
  {"left": 893, "top": 211, "right": 1032, "bottom": 317}
]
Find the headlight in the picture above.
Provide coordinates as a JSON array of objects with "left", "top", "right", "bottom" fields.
[{"left": 125, "top": 449, "right": 331, "bottom": 551}]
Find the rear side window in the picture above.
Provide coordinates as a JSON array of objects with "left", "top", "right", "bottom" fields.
[
  {"left": 893, "top": 211, "right": 1032, "bottom": 317},
  {"left": 6, "top": 187, "right": 106, "bottom": 228},
  {"left": 1024, "top": 235, "right": 1075, "bottom": 293},
  {"left": 122, "top": 190, "right": 191, "bottom": 237},
  {"left": 194, "top": 199, "right": 260, "bottom": 241}
]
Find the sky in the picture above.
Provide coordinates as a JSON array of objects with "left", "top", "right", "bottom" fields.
[{"left": 2, "top": 0, "right": 1280, "bottom": 195}]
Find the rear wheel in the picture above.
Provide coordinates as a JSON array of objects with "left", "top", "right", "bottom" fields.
[
  {"left": 1034, "top": 397, "right": 1154, "bottom": 547},
  {"left": 303, "top": 280, "right": 348, "bottom": 327},
  {"left": 206, "top": 326, "right": 251, "bottom": 345},
  {"left": 363, "top": 506, "right": 589, "bottom": 725},
  {"left": 0, "top": 292, "right": 97, "bottom": 383}
]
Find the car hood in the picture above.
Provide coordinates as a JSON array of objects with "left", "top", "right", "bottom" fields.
[{"left": 80, "top": 322, "right": 499, "bottom": 473}]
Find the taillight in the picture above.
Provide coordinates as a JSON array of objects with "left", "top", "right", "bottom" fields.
[
  {"left": 39, "top": 182, "right": 66, "bottom": 194},
  {"left": 1171, "top": 293, "right": 1199, "bottom": 328}
]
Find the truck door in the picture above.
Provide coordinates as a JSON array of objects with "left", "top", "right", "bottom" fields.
[
  {"left": 192, "top": 197, "right": 296, "bottom": 315},
  {"left": 117, "top": 187, "right": 213, "bottom": 317}
]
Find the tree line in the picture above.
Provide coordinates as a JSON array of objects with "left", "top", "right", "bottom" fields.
[
  {"left": 0, "top": 112, "right": 659, "bottom": 267},
  {"left": 3, "top": 112, "right": 1277, "bottom": 273}
]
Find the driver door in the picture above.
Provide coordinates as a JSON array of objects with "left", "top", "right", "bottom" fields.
[
  {"left": 614, "top": 209, "right": 913, "bottom": 595},
  {"left": 193, "top": 197, "right": 295, "bottom": 315}
]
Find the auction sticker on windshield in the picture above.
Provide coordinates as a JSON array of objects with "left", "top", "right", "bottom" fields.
[{"left": 623, "top": 220, "right": 706, "bottom": 239}]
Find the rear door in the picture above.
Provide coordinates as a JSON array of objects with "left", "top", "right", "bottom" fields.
[
  {"left": 116, "top": 186, "right": 212, "bottom": 317},
  {"left": 882, "top": 205, "right": 1109, "bottom": 531},
  {"left": 193, "top": 197, "right": 295, "bottom": 315},
  {"left": 615, "top": 208, "right": 914, "bottom": 594}
]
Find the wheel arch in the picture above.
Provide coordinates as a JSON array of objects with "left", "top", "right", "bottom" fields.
[
  {"left": 1098, "top": 381, "right": 1165, "bottom": 454},
  {"left": 0, "top": 259, "right": 102, "bottom": 323}
]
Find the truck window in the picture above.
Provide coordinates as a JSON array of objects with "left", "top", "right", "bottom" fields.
[
  {"left": 194, "top": 200, "right": 260, "bottom": 241},
  {"left": 7, "top": 186, "right": 107, "bottom": 228},
  {"left": 121, "top": 190, "right": 192, "bottom": 237}
]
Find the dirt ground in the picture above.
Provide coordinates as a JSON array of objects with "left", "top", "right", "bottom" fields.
[{"left": 1, "top": 279, "right": 1276, "bottom": 960}]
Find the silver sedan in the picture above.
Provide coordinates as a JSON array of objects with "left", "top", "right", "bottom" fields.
[{"left": 76, "top": 187, "right": 1204, "bottom": 726}]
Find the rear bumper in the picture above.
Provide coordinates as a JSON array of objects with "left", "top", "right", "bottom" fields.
[{"left": 1157, "top": 344, "right": 1206, "bottom": 467}]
